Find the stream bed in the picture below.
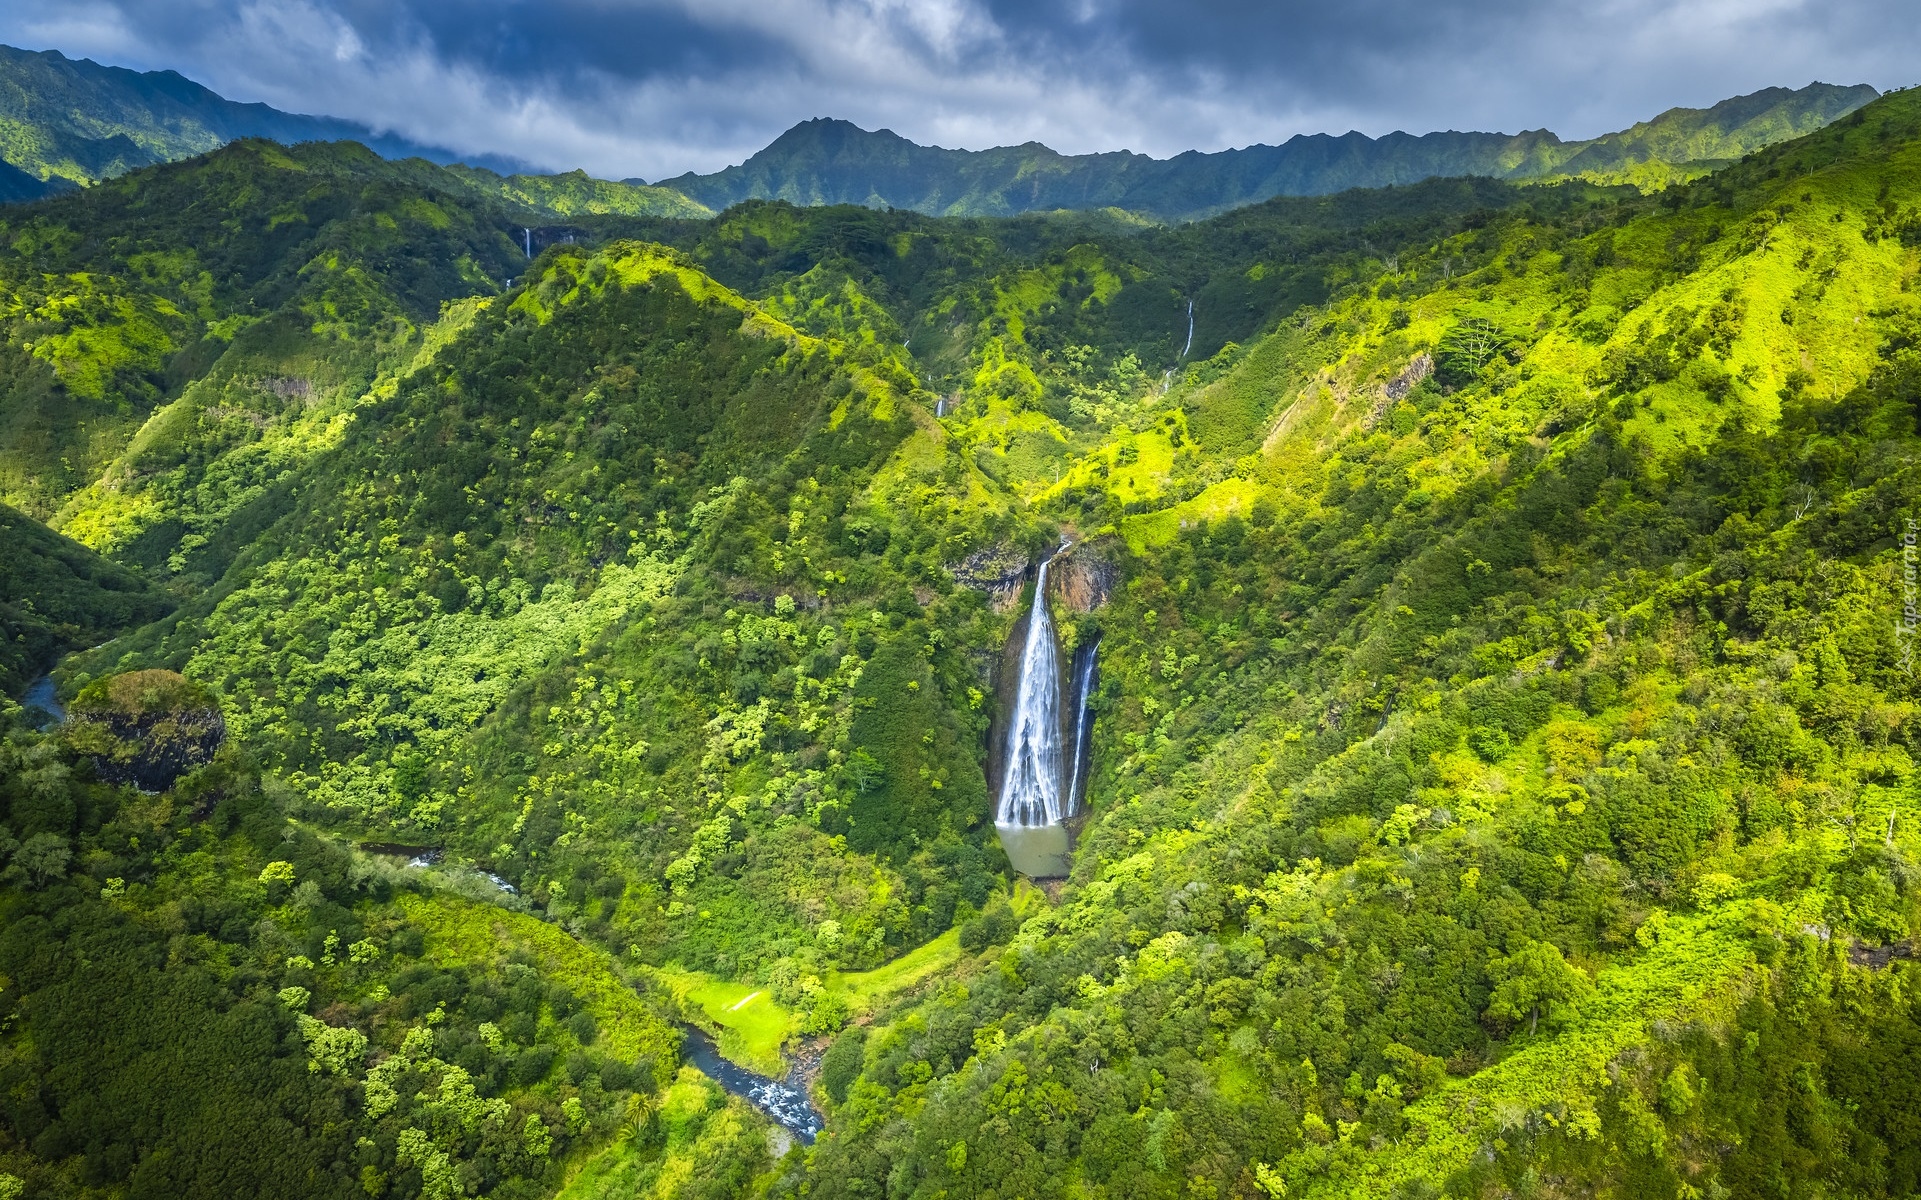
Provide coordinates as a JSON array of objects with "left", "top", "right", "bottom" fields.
[
  {"left": 21, "top": 674, "right": 65, "bottom": 728},
  {"left": 677, "top": 1025, "right": 823, "bottom": 1143}
]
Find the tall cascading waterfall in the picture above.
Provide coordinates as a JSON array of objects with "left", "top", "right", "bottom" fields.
[
  {"left": 994, "top": 546, "right": 1095, "bottom": 878},
  {"left": 995, "top": 553, "right": 1066, "bottom": 827}
]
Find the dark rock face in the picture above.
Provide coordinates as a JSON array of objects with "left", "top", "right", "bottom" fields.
[
  {"left": 1850, "top": 941, "right": 1918, "bottom": 970},
  {"left": 65, "top": 669, "right": 225, "bottom": 792},
  {"left": 1051, "top": 545, "right": 1116, "bottom": 613},
  {"left": 949, "top": 544, "right": 1030, "bottom": 612}
]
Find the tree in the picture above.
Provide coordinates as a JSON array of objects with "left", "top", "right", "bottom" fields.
[
  {"left": 844, "top": 748, "right": 885, "bottom": 795},
  {"left": 1436, "top": 316, "right": 1510, "bottom": 386},
  {"left": 3, "top": 832, "right": 70, "bottom": 888},
  {"left": 1485, "top": 939, "right": 1593, "bottom": 1035},
  {"left": 820, "top": 1027, "right": 868, "bottom": 1104}
]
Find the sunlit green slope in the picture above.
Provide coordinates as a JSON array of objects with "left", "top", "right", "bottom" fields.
[
  {"left": 791, "top": 84, "right": 1921, "bottom": 1200},
  {"left": 0, "top": 139, "right": 536, "bottom": 529},
  {"left": 438, "top": 165, "right": 712, "bottom": 220},
  {"left": 1, "top": 79, "right": 1920, "bottom": 1200},
  {"left": 0, "top": 139, "right": 692, "bottom": 553}
]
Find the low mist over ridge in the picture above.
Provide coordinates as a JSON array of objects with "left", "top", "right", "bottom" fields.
[
  {"left": 0, "top": 44, "right": 528, "bottom": 194},
  {"left": 0, "top": 45, "right": 1878, "bottom": 223}
]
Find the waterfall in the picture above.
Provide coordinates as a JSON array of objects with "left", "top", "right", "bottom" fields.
[
  {"left": 1180, "top": 299, "right": 1195, "bottom": 359},
  {"left": 996, "top": 550, "right": 1067, "bottom": 827},
  {"left": 1064, "top": 640, "right": 1099, "bottom": 814}
]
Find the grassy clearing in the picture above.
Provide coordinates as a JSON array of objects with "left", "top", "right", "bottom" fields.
[
  {"left": 829, "top": 881, "right": 1042, "bottom": 1015},
  {"left": 653, "top": 926, "right": 968, "bottom": 1074},
  {"left": 1122, "top": 476, "right": 1264, "bottom": 552},
  {"left": 650, "top": 966, "right": 796, "bottom": 1075},
  {"left": 653, "top": 909, "right": 999, "bottom": 1074},
  {"left": 825, "top": 926, "right": 963, "bottom": 1013},
  {"left": 554, "top": 1135, "right": 648, "bottom": 1200}
]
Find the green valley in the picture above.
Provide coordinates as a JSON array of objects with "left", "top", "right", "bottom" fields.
[{"left": 1, "top": 57, "right": 1920, "bottom": 1200}]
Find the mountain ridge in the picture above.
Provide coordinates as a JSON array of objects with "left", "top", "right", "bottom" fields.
[
  {"left": 658, "top": 82, "right": 1879, "bottom": 220},
  {"left": 0, "top": 43, "right": 530, "bottom": 190},
  {"left": 0, "top": 43, "right": 1879, "bottom": 226}
]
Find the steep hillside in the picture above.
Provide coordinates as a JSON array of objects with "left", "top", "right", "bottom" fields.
[
  {"left": 659, "top": 84, "right": 1878, "bottom": 221},
  {"left": 0, "top": 139, "right": 599, "bottom": 530},
  {"left": 438, "top": 166, "right": 712, "bottom": 221},
  {"left": 0, "top": 500, "right": 170, "bottom": 694},
  {"left": 0, "top": 747, "right": 693, "bottom": 1200},
  {"left": 794, "top": 82, "right": 1921, "bottom": 1200},
  {"left": 658, "top": 175, "right": 1583, "bottom": 393},
  {"left": 0, "top": 157, "right": 68, "bottom": 203},
  {"left": 0, "top": 44, "right": 526, "bottom": 185},
  {"left": 0, "top": 44, "right": 704, "bottom": 219},
  {"left": 1544, "top": 82, "right": 1886, "bottom": 184},
  {"left": 1, "top": 78, "right": 1920, "bottom": 1200}
]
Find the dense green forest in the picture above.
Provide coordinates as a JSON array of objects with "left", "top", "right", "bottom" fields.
[
  {"left": 0, "top": 503, "right": 169, "bottom": 694},
  {"left": 2, "top": 75, "right": 1921, "bottom": 1200}
]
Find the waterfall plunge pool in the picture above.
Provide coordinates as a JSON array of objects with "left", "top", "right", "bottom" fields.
[
  {"left": 993, "top": 546, "right": 1097, "bottom": 880},
  {"left": 997, "top": 821, "right": 1073, "bottom": 878}
]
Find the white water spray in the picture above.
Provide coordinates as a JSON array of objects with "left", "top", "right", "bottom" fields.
[
  {"left": 1180, "top": 299, "right": 1195, "bottom": 360},
  {"left": 996, "top": 547, "right": 1068, "bottom": 827}
]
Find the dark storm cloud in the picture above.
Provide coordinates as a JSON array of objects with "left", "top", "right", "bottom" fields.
[
  {"left": 1, "top": 0, "right": 1912, "bottom": 181},
  {"left": 975, "top": 0, "right": 1918, "bottom": 137},
  {"left": 326, "top": 0, "right": 790, "bottom": 83}
]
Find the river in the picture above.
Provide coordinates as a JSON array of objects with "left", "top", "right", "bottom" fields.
[
  {"left": 677, "top": 1024, "right": 823, "bottom": 1144},
  {"left": 21, "top": 674, "right": 65, "bottom": 729}
]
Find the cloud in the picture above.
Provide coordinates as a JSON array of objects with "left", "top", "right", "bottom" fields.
[{"left": 0, "top": 0, "right": 1911, "bottom": 181}]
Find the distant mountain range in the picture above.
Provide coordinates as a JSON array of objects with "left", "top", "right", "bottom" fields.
[
  {"left": 0, "top": 43, "right": 1880, "bottom": 223},
  {"left": 655, "top": 83, "right": 1879, "bottom": 221},
  {"left": 0, "top": 44, "right": 527, "bottom": 194}
]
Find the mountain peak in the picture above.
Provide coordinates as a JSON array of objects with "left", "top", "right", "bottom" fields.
[
  {"left": 757, "top": 117, "right": 915, "bottom": 155},
  {"left": 0, "top": 45, "right": 1884, "bottom": 227},
  {"left": 0, "top": 41, "right": 532, "bottom": 184},
  {"left": 656, "top": 80, "right": 1876, "bottom": 222}
]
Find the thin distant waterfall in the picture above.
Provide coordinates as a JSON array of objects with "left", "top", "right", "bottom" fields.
[
  {"left": 996, "top": 551, "right": 1067, "bottom": 827},
  {"left": 1064, "top": 640, "right": 1099, "bottom": 814}
]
